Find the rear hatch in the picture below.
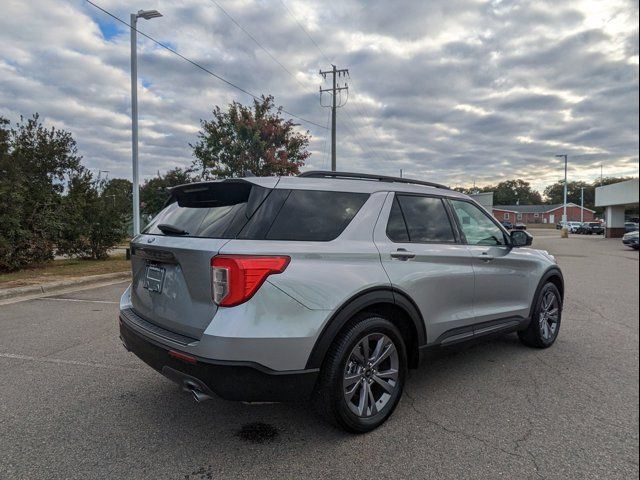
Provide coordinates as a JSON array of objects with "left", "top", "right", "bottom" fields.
[{"left": 129, "top": 179, "right": 276, "bottom": 339}]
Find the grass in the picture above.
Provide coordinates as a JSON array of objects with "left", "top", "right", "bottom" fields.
[{"left": 0, "top": 254, "right": 130, "bottom": 288}]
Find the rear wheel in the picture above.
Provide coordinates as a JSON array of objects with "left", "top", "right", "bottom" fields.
[
  {"left": 518, "top": 283, "right": 562, "bottom": 348},
  {"left": 316, "top": 314, "right": 407, "bottom": 433}
]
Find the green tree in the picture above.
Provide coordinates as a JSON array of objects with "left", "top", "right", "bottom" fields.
[
  {"left": 474, "top": 179, "right": 542, "bottom": 205},
  {"left": 140, "top": 167, "right": 193, "bottom": 217},
  {"left": 102, "top": 178, "right": 133, "bottom": 220},
  {"left": 57, "top": 173, "right": 128, "bottom": 260},
  {"left": 191, "top": 95, "right": 310, "bottom": 179},
  {"left": 0, "top": 114, "right": 84, "bottom": 271},
  {"left": 543, "top": 181, "right": 595, "bottom": 209}
]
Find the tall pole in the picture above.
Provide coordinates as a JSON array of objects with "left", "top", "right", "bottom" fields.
[
  {"left": 129, "top": 9, "right": 162, "bottom": 236},
  {"left": 130, "top": 13, "right": 140, "bottom": 236},
  {"left": 581, "top": 187, "right": 584, "bottom": 223},
  {"left": 320, "top": 65, "right": 349, "bottom": 171},
  {"left": 563, "top": 154, "right": 568, "bottom": 224},
  {"left": 555, "top": 154, "right": 568, "bottom": 224},
  {"left": 331, "top": 65, "right": 337, "bottom": 171}
]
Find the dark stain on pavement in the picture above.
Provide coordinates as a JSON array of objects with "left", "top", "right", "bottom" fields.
[{"left": 236, "top": 422, "right": 280, "bottom": 443}]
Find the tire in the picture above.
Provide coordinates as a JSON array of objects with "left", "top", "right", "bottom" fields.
[
  {"left": 518, "top": 283, "right": 562, "bottom": 348},
  {"left": 315, "top": 313, "right": 407, "bottom": 433}
]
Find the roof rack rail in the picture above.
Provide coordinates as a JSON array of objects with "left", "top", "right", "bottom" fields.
[{"left": 298, "top": 170, "right": 450, "bottom": 190}]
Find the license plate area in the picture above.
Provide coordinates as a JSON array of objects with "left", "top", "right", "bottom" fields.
[{"left": 143, "top": 264, "right": 165, "bottom": 293}]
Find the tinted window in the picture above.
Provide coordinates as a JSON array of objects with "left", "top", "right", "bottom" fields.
[
  {"left": 450, "top": 200, "right": 506, "bottom": 246},
  {"left": 386, "top": 197, "right": 410, "bottom": 242},
  {"left": 387, "top": 195, "right": 456, "bottom": 243},
  {"left": 264, "top": 190, "right": 369, "bottom": 241},
  {"left": 144, "top": 182, "right": 268, "bottom": 238}
]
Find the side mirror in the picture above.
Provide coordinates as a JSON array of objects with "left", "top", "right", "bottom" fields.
[{"left": 511, "top": 230, "right": 533, "bottom": 247}]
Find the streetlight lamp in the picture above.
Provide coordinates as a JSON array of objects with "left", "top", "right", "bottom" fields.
[
  {"left": 555, "top": 154, "right": 568, "bottom": 236},
  {"left": 131, "top": 9, "right": 162, "bottom": 236}
]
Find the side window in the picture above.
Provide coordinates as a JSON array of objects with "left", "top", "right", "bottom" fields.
[
  {"left": 264, "top": 190, "right": 369, "bottom": 241},
  {"left": 450, "top": 200, "right": 507, "bottom": 246},
  {"left": 386, "top": 196, "right": 410, "bottom": 242},
  {"left": 387, "top": 194, "right": 456, "bottom": 243}
]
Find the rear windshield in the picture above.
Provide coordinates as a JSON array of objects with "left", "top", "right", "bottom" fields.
[
  {"left": 143, "top": 182, "right": 269, "bottom": 238},
  {"left": 144, "top": 182, "right": 369, "bottom": 241}
]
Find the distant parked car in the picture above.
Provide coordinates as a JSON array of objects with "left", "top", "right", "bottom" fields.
[
  {"left": 575, "top": 222, "right": 590, "bottom": 234},
  {"left": 581, "top": 222, "right": 604, "bottom": 235},
  {"left": 625, "top": 222, "right": 639, "bottom": 233},
  {"left": 514, "top": 223, "right": 527, "bottom": 230},
  {"left": 501, "top": 220, "right": 513, "bottom": 230},
  {"left": 567, "top": 222, "right": 582, "bottom": 233},
  {"left": 555, "top": 221, "right": 566, "bottom": 230},
  {"left": 622, "top": 230, "right": 639, "bottom": 249}
]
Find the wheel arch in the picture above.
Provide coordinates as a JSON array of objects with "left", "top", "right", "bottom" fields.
[
  {"left": 529, "top": 266, "right": 564, "bottom": 320},
  {"left": 305, "top": 287, "right": 426, "bottom": 370}
]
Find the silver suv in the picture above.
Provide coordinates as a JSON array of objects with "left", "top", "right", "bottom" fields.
[{"left": 119, "top": 171, "right": 563, "bottom": 432}]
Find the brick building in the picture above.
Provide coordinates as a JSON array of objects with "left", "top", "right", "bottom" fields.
[{"left": 492, "top": 203, "right": 596, "bottom": 225}]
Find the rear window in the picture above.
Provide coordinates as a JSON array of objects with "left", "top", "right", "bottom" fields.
[
  {"left": 387, "top": 194, "right": 456, "bottom": 243},
  {"left": 143, "top": 182, "right": 269, "bottom": 238},
  {"left": 144, "top": 183, "right": 369, "bottom": 241}
]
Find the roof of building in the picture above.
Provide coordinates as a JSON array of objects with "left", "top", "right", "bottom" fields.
[{"left": 493, "top": 203, "right": 595, "bottom": 213}]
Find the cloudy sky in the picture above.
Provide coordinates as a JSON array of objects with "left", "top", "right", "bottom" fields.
[{"left": 1, "top": 0, "right": 638, "bottom": 191}]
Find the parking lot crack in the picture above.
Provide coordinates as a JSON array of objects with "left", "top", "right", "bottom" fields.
[{"left": 403, "top": 387, "right": 545, "bottom": 477}]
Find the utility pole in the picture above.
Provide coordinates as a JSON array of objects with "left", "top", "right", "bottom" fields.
[
  {"left": 556, "top": 154, "right": 568, "bottom": 236},
  {"left": 320, "top": 65, "right": 349, "bottom": 171},
  {"left": 130, "top": 9, "right": 162, "bottom": 236}
]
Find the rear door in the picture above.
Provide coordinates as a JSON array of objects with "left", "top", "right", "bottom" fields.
[
  {"left": 374, "top": 193, "right": 476, "bottom": 343},
  {"left": 129, "top": 179, "right": 275, "bottom": 339}
]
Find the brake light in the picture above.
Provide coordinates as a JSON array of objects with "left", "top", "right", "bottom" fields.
[{"left": 211, "top": 255, "right": 290, "bottom": 307}]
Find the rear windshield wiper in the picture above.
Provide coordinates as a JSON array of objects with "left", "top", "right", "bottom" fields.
[{"left": 157, "top": 223, "right": 189, "bottom": 235}]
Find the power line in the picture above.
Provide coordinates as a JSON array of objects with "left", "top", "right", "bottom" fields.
[
  {"left": 85, "top": 0, "right": 328, "bottom": 130},
  {"left": 278, "top": 0, "right": 332, "bottom": 64},
  {"left": 320, "top": 65, "right": 349, "bottom": 170},
  {"left": 280, "top": 0, "right": 392, "bottom": 166},
  {"left": 207, "top": 0, "right": 303, "bottom": 86},
  {"left": 276, "top": 2, "right": 390, "bottom": 166}
]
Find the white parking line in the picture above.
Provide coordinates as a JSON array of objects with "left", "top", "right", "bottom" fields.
[
  {"left": 36, "top": 297, "right": 119, "bottom": 305},
  {"left": 0, "top": 352, "right": 140, "bottom": 371}
]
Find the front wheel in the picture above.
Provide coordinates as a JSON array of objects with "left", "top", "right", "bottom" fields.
[
  {"left": 518, "top": 283, "right": 562, "bottom": 348},
  {"left": 316, "top": 314, "right": 407, "bottom": 433}
]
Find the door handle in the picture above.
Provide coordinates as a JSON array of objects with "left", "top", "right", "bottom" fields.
[
  {"left": 391, "top": 249, "right": 415, "bottom": 260},
  {"left": 480, "top": 252, "right": 494, "bottom": 262}
]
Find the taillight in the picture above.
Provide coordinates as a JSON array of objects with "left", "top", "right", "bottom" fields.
[{"left": 211, "top": 255, "right": 290, "bottom": 307}]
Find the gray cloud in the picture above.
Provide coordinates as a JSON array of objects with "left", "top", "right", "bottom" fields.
[{"left": 0, "top": 0, "right": 637, "bottom": 192}]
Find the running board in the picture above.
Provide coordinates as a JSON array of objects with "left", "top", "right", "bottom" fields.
[{"left": 434, "top": 317, "right": 528, "bottom": 347}]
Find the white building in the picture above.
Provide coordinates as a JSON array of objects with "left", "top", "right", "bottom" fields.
[{"left": 595, "top": 178, "right": 639, "bottom": 238}]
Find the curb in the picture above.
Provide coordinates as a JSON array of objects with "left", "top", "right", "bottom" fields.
[{"left": 0, "top": 271, "right": 131, "bottom": 301}]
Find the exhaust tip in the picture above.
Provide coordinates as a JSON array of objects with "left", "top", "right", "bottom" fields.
[{"left": 183, "top": 380, "right": 212, "bottom": 403}]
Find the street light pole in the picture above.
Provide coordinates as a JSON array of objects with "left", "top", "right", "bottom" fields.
[
  {"left": 555, "top": 154, "right": 568, "bottom": 237},
  {"left": 130, "top": 9, "right": 162, "bottom": 236},
  {"left": 580, "top": 187, "right": 584, "bottom": 223},
  {"left": 556, "top": 154, "right": 568, "bottom": 222}
]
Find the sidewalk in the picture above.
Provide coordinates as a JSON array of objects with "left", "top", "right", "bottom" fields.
[{"left": 0, "top": 271, "right": 131, "bottom": 302}]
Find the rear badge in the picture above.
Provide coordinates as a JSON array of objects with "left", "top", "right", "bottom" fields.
[{"left": 143, "top": 265, "right": 165, "bottom": 293}]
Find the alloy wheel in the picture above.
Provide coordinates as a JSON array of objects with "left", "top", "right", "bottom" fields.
[
  {"left": 342, "top": 333, "right": 400, "bottom": 418},
  {"left": 539, "top": 290, "right": 560, "bottom": 341}
]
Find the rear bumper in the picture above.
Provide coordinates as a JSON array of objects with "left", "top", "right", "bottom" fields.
[{"left": 119, "top": 316, "right": 318, "bottom": 402}]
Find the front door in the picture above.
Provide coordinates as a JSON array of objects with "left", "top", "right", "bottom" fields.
[
  {"left": 373, "top": 193, "right": 476, "bottom": 343},
  {"left": 448, "top": 199, "right": 533, "bottom": 323}
]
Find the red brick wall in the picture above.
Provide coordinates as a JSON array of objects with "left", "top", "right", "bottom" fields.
[
  {"left": 546, "top": 206, "right": 595, "bottom": 223},
  {"left": 492, "top": 206, "right": 595, "bottom": 224}
]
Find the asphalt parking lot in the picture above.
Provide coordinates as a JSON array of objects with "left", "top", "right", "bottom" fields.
[{"left": 1, "top": 229, "right": 638, "bottom": 480}]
